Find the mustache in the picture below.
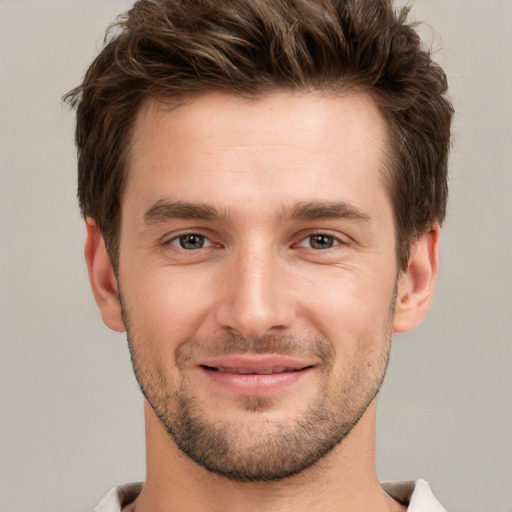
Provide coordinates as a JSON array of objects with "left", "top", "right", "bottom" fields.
[{"left": 175, "top": 334, "right": 335, "bottom": 367}]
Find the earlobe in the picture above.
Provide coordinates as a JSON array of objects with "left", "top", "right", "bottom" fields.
[
  {"left": 84, "top": 218, "right": 126, "bottom": 332},
  {"left": 393, "top": 225, "right": 440, "bottom": 334}
]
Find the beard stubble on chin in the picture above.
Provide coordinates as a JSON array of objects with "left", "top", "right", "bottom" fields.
[{"left": 121, "top": 295, "right": 395, "bottom": 483}]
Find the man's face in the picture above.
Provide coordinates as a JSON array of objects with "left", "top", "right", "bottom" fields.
[{"left": 117, "top": 91, "right": 399, "bottom": 481}]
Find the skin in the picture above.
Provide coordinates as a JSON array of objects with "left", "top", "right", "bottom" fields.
[{"left": 85, "top": 91, "right": 439, "bottom": 512}]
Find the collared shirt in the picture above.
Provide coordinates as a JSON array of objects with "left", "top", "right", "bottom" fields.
[{"left": 95, "top": 479, "right": 447, "bottom": 511}]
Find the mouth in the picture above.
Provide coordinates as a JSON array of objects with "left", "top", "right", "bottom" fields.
[
  {"left": 198, "top": 355, "right": 315, "bottom": 395},
  {"left": 202, "top": 365, "right": 310, "bottom": 375}
]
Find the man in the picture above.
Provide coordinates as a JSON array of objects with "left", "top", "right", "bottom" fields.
[{"left": 65, "top": 0, "right": 453, "bottom": 510}]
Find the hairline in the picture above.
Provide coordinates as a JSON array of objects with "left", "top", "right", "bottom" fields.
[{"left": 104, "top": 86, "right": 415, "bottom": 273}]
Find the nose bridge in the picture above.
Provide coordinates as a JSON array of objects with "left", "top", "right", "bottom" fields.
[{"left": 215, "top": 240, "right": 294, "bottom": 338}]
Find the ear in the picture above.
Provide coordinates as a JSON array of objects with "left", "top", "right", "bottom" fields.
[
  {"left": 393, "top": 225, "right": 440, "bottom": 333},
  {"left": 84, "top": 218, "right": 126, "bottom": 332}
]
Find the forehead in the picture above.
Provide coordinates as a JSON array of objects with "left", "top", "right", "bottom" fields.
[
  {"left": 125, "top": 90, "right": 390, "bottom": 217},
  {"left": 130, "top": 90, "right": 387, "bottom": 158}
]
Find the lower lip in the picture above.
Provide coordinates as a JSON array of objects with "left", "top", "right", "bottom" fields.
[{"left": 200, "top": 367, "right": 313, "bottom": 395}]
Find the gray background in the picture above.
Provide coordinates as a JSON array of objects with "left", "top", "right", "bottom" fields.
[{"left": 1, "top": 1, "right": 511, "bottom": 511}]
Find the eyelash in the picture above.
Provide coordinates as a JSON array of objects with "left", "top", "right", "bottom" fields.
[
  {"left": 297, "top": 233, "right": 343, "bottom": 250},
  {"left": 165, "top": 232, "right": 216, "bottom": 250},
  {"left": 163, "top": 231, "right": 347, "bottom": 251}
]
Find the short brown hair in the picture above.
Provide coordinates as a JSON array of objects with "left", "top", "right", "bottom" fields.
[{"left": 65, "top": 0, "right": 453, "bottom": 271}]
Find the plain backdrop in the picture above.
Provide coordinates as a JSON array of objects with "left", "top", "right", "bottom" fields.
[{"left": 1, "top": 1, "right": 511, "bottom": 511}]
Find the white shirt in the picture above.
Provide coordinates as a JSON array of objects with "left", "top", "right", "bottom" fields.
[{"left": 95, "top": 479, "right": 446, "bottom": 511}]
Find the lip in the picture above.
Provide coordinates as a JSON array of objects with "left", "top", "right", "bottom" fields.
[{"left": 198, "top": 355, "right": 315, "bottom": 395}]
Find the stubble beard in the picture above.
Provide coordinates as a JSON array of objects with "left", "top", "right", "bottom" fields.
[{"left": 121, "top": 297, "right": 395, "bottom": 483}]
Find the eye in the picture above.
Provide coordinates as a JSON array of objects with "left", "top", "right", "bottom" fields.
[
  {"left": 300, "top": 234, "right": 340, "bottom": 250},
  {"left": 168, "top": 233, "right": 212, "bottom": 250}
]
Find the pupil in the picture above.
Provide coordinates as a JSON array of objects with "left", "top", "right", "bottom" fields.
[
  {"left": 180, "top": 234, "right": 204, "bottom": 249},
  {"left": 311, "top": 235, "right": 333, "bottom": 249}
]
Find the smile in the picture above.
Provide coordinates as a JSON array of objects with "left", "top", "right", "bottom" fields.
[
  {"left": 203, "top": 365, "right": 309, "bottom": 375},
  {"left": 198, "top": 355, "right": 315, "bottom": 395}
]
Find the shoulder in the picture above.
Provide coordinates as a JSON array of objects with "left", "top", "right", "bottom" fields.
[
  {"left": 382, "top": 479, "right": 447, "bottom": 512},
  {"left": 94, "top": 482, "right": 143, "bottom": 512}
]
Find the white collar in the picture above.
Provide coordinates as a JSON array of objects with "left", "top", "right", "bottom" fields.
[{"left": 95, "top": 479, "right": 446, "bottom": 511}]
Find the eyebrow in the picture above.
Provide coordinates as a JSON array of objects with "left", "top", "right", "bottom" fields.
[
  {"left": 143, "top": 199, "right": 371, "bottom": 225},
  {"left": 286, "top": 201, "right": 371, "bottom": 222},
  {"left": 143, "top": 200, "right": 228, "bottom": 225}
]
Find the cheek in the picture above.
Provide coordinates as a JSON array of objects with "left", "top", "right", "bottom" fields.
[
  {"left": 122, "top": 268, "right": 217, "bottom": 348},
  {"left": 299, "top": 265, "right": 396, "bottom": 351}
]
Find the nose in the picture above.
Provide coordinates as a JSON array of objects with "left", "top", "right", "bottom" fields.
[{"left": 214, "top": 245, "right": 296, "bottom": 340}]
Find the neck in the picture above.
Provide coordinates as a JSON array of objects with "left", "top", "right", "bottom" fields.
[{"left": 134, "top": 400, "right": 405, "bottom": 512}]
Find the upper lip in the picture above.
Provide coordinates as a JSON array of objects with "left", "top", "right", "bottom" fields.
[{"left": 199, "top": 355, "right": 314, "bottom": 374}]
